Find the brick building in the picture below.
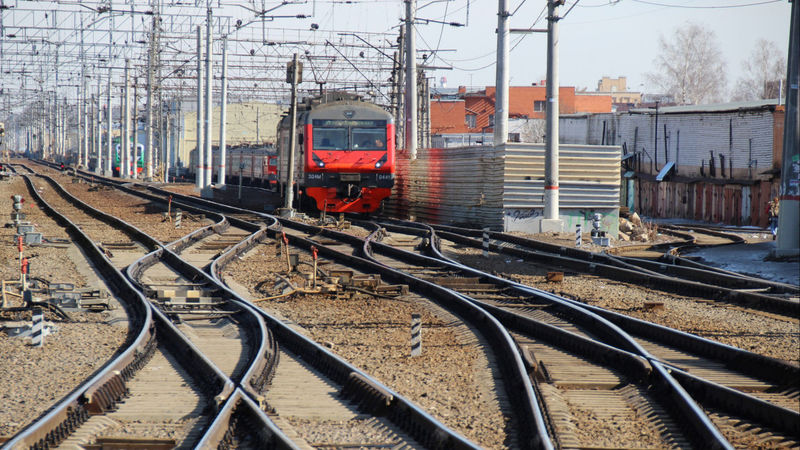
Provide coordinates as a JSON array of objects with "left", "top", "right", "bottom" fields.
[{"left": 431, "top": 85, "right": 612, "bottom": 139}]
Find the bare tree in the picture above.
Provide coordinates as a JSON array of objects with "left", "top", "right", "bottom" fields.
[
  {"left": 512, "top": 118, "right": 545, "bottom": 143},
  {"left": 647, "top": 22, "right": 727, "bottom": 105},
  {"left": 731, "top": 39, "right": 786, "bottom": 101}
]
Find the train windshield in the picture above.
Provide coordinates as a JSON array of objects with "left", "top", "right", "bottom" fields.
[
  {"left": 352, "top": 128, "right": 386, "bottom": 150},
  {"left": 312, "top": 119, "right": 387, "bottom": 151},
  {"left": 313, "top": 128, "right": 348, "bottom": 150}
]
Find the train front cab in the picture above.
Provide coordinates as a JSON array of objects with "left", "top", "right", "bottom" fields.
[{"left": 301, "top": 103, "right": 395, "bottom": 213}]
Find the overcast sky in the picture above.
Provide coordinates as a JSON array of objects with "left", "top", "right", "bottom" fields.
[{"left": 310, "top": 0, "right": 792, "bottom": 95}]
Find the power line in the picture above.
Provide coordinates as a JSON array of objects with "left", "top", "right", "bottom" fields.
[{"left": 631, "top": 0, "right": 782, "bottom": 9}]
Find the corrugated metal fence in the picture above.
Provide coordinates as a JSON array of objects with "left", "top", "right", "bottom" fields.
[
  {"left": 503, "top": 143, "right": 620, "bottom": 209},
  {"left": 385, "top": 143, "right": 621, "bottom": 231}
]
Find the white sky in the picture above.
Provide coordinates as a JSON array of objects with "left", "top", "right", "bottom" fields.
[{"left": 310, "top": 0, "right": 792, "bottom": 95}]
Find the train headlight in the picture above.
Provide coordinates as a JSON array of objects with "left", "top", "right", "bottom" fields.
[
  {"left": 375, "top": 152, "right": 388, "bottom": 169},
  {"left": 312, "top": 152, "right": 325, "bottom": 168}
]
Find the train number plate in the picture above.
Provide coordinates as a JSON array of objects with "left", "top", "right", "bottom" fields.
[{"left": 340, "top": 173, "right": 361, "bottom": 182}]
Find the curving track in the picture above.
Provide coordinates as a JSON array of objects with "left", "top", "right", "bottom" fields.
[
  {"left": 3, "top": 164, "right": 290, "bottom": 449},
  {"left": 18, "top": 159, "right": 800, "bottom": 449}
]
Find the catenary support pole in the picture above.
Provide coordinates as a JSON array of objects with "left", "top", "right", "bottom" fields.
[
  {"left": 95, "top": 80, "right": 102, "bottom": 174},
  {"left": 132, "top": 78, "right": 139, "bottom": 179},
  {"left": 405, "top": 0, "right": 417, "bottom": 160},
  {"left": 204, "top": 7, "right": 213, "bottom": 187},
  {"left": 218, "top": 37, "right": 228, "bottom": 185},
  {"left": 196, "top": 25, "right": 204, "bottom": 189},
  {"left": 145, "top": 24, "right": 155, "bottom": 179},
  {"left": 123, "top": 59, "right": 131, "bottom": 178},
  {"left": 106, "top": 68, "right": 113, "bottom": 176},
  {"left": 493, "top": 0, "right": 509, "bottom": 146},
  {"left": 282, "top": 53, "right": 300, "bottom": 214},
  {"left": 541, "top": 0, "right": 564, "bottom": 232},
  {"left": 776, "top": 0, "right": 799, "bottom": 257}
]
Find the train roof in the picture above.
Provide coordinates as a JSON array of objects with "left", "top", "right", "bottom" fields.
[
  {"left": 305, "top": 100, "right": 393, "bottom": 124},
  {"left": 278, "top": 97, "right": 393, "bottom": 130}
]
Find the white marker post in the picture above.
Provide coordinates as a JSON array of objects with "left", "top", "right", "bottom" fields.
[
  {"left": 482, "top": 227, "right": 490, "bottom": 258},
  {"left": 31, "top": 306, "right": 44, "bottom": 347},
  {"left": 576, "top": 223, "right": 582, "bottom": 248},
  {"left": 410, "top": 314, "right": 422, "bottom": 357}
]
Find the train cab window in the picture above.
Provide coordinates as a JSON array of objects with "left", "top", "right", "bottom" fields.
[
  {"left": 313, "top": 128, "right": 348, "bottom": 150},
  {"left": 352, "top": 128, "right": 386, "bottom": 150}
]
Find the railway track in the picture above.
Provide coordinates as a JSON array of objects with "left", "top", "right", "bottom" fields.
[
  {"left": 414, "top": 221, "right": 798, "bottom": 317},
  {"left": 3, "top": 166, "right": 292, "bottom": 449},
  {"left": 24, "top": 160, "right": 800, "bottom": 448},
  {"left": 209, "top": 213, "right": 722, "bottom": 447},
  {"left": 33, "top": 161, "right": 483, "bottom": 447},
  {"left": 371, "top": 220, "right": 800, "bottom": 446}
]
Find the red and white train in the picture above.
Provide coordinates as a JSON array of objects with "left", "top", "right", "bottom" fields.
[{"left": 277, "top": 95, "right": 395, "bottom": 213}]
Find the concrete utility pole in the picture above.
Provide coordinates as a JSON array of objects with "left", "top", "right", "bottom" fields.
[
  {"left": 145, "top": 19, "right": 156, "bottom": 179},
  {"left": 164, "top": 109, "right": 171, "bottom": 182},
  {"left": 776, "top": 0, "right": 799, "bottom": 257},
  {"left": 282, "top": 53, "right": 300, "bottom": 215},
  {"left": 89, "top": 94, "right": 95, "bottom": 168},
  {"left": 493, "top": 0, "right": 509, "bottom": 146},
  {"left": 218, "top": 37, "right": 228, "bottom": 186},
  {"left": 204, "top": 7, "right": 213, "bottom": 187},
  {"left": 405, "top": 0, "right": 418, "bottom": 159},
  {"left": 132, "top": 78, "right": 139, "bottom": 179},
  {"left": 95, "top": 79, "right": 102, "bottom": 174},
  {"left": 397, "top": 27, "right": 405, "bottom": 151},
  {"left": 123, "top": 59, "right": 131, "bottom": 178},
  {"left": 106, "top": 69, "right": 113, "bottom": 175},
  {"left": 541, "top": 0, "right": 564, "bottom": 233},
  {"left": 82, "top": 74, "right": 89, "bottom": 167},
  {"left": 195, "top": 25, "right": 204, "bottom": 189}
]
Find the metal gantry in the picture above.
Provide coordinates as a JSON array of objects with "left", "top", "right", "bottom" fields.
[{"left": 0, "top": 0, "right": 402, "bottom": 179}]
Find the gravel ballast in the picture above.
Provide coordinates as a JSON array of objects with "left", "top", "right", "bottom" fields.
[{"left": 223, "top": 241, "right": 512, "bottom": 448}]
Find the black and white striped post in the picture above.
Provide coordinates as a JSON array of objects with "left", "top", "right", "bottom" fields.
[
  {"left": 31, "top": 306, "right": 44, "bottom": 347},
  {"left": 174, "top": 209, "right": 182, "bottom": 228},
  {"left": 410, "top": 313, "right": 422, "bottom": 357},
  {"left": 575, "top": 223, "right": 582, "bottom": 247},
  {"left": 482, "top": 227, "right": 490, "bottom": 258}
]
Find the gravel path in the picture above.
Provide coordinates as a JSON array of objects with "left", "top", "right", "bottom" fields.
[{"left": 222, "top": 241, "right": 512, "bottom": 449}]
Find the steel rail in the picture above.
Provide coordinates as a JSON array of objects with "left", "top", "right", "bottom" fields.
[
  {"left": 196, "top": 388, "right": 298, "bottom": 449},
  {"left": 15, "top": 164, "right": 286, "bottom": 447},
  {"left": 362, "top": 222, "right": 732, "bottom": 447},
  {"left": 393, "top": 221, "right": 798, "bottom": 381},
  {"left": 129, "top": 220, "right": 279, "bottom": 405},
  {"left": 374, "top": 220, "right": 799, "bottom": 441},
  {"left": 207, "top": 223, "right": 489, "bottom": 449},
  {"left": 48, "top": 172, "right": 454, "bottom": 447},
  {"left": 415, "top": 221, "right": 798, "bottom": 317},
  {"left": 3, "top": 172, "right": 154, "bottom": 450}
]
